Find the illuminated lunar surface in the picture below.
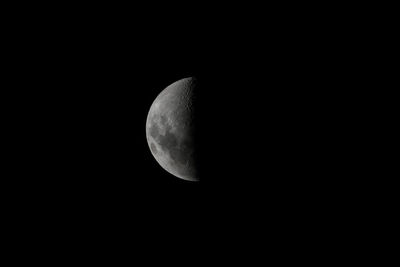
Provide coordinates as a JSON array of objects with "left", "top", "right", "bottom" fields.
[{"left": 146, "top": 77, "right": 198, "bottom": 181}]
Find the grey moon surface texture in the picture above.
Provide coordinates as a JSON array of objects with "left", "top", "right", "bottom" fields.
[{"left": 146, "top": 77, "right": 198, "bottom": 182}]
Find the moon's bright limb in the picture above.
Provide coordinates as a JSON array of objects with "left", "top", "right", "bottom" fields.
[{"left": 146, "top": 77, "right": 198, "bottom": 182}]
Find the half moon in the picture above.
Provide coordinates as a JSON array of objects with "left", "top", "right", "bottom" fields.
[{"left": 146, "top": 77, "right": 198, "bottom": 182}]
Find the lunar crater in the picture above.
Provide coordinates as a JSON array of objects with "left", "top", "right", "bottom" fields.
[{"left": 150, "top": 142, "right": 158, "bottom": 154}]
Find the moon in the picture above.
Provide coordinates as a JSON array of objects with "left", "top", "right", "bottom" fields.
[{"left": 146, "top": 77, "right": 198, "bottom": 182}]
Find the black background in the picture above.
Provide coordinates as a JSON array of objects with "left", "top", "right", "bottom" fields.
[{"left": 4, "top": 3, "right": 367, "bottom": 259}]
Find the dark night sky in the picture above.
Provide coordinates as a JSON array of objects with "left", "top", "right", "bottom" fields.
[
  {"left": 4, "top": 5, "right": 361, "bottom": 256},
  {"left": 20, "top": 33, "right": 335, "bottom": 220}
]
